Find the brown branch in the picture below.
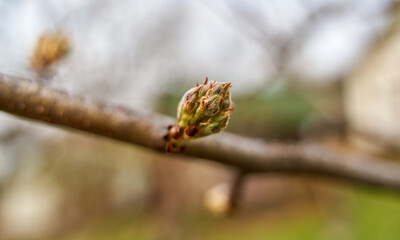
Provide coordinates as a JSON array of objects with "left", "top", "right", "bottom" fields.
[
  {"left": 1, "top": 73, "right": 400, "bottom": 191},
  {"left": 227, "top": 171, "right": 247, "bottom": 215}
]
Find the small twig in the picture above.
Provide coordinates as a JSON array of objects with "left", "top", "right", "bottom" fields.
[{"left": 228, "top": 171, "right": 247, "bottom": 215}]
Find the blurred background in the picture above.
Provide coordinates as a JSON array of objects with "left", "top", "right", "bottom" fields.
[{"left": 1, "top": 0, "right": 400, "bottom": 239}]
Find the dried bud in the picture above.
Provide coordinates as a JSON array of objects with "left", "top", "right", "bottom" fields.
[
  {"left": 166, "top": 77, "right": 233, "bottom": 152},
  {"left": 30, "top": 32, "right": 69, "bottom": 76}
]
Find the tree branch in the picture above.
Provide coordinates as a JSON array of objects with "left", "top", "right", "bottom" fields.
[{"left": 1, "top": 73, "right": 400, "bottom": 191}]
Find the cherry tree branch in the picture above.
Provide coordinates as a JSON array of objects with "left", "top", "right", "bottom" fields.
[{"left": 1, "top": 73, "right": 400, "bottom": 191}]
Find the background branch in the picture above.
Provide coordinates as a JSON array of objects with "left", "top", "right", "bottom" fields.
[{"left": 1, "top": 73, "right": 400, "bottom": 191}]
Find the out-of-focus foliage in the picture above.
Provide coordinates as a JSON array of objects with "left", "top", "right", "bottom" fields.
[
  {"left": 51, "top": 188, "right": 400, "bottom": 240},
  {"left": 159, "top": 81, "right": 342, "bottom": 140}
]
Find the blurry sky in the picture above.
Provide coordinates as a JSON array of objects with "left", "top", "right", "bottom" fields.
[{"left": 0, "top": 0, "right": 392, "bottom": 99}]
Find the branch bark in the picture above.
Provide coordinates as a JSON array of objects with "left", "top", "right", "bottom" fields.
[{"left": 1, "top": 73, "right": 400, "bottom": 191}]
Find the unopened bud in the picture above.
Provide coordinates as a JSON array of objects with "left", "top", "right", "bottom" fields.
[{"left": 166, "top": 77, "right": 233, "bottom": 152}]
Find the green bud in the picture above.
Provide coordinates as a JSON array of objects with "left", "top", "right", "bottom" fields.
[{"left": 166, "top": 77, "right": 233, "bottom": 152}]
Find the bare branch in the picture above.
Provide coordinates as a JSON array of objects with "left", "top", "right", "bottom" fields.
[
  {"left": 0, "top": 73, "right": 172, "bottom": 150},
  {"left": 1, "top": 73, "right": 400, "bottom": 191}
]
